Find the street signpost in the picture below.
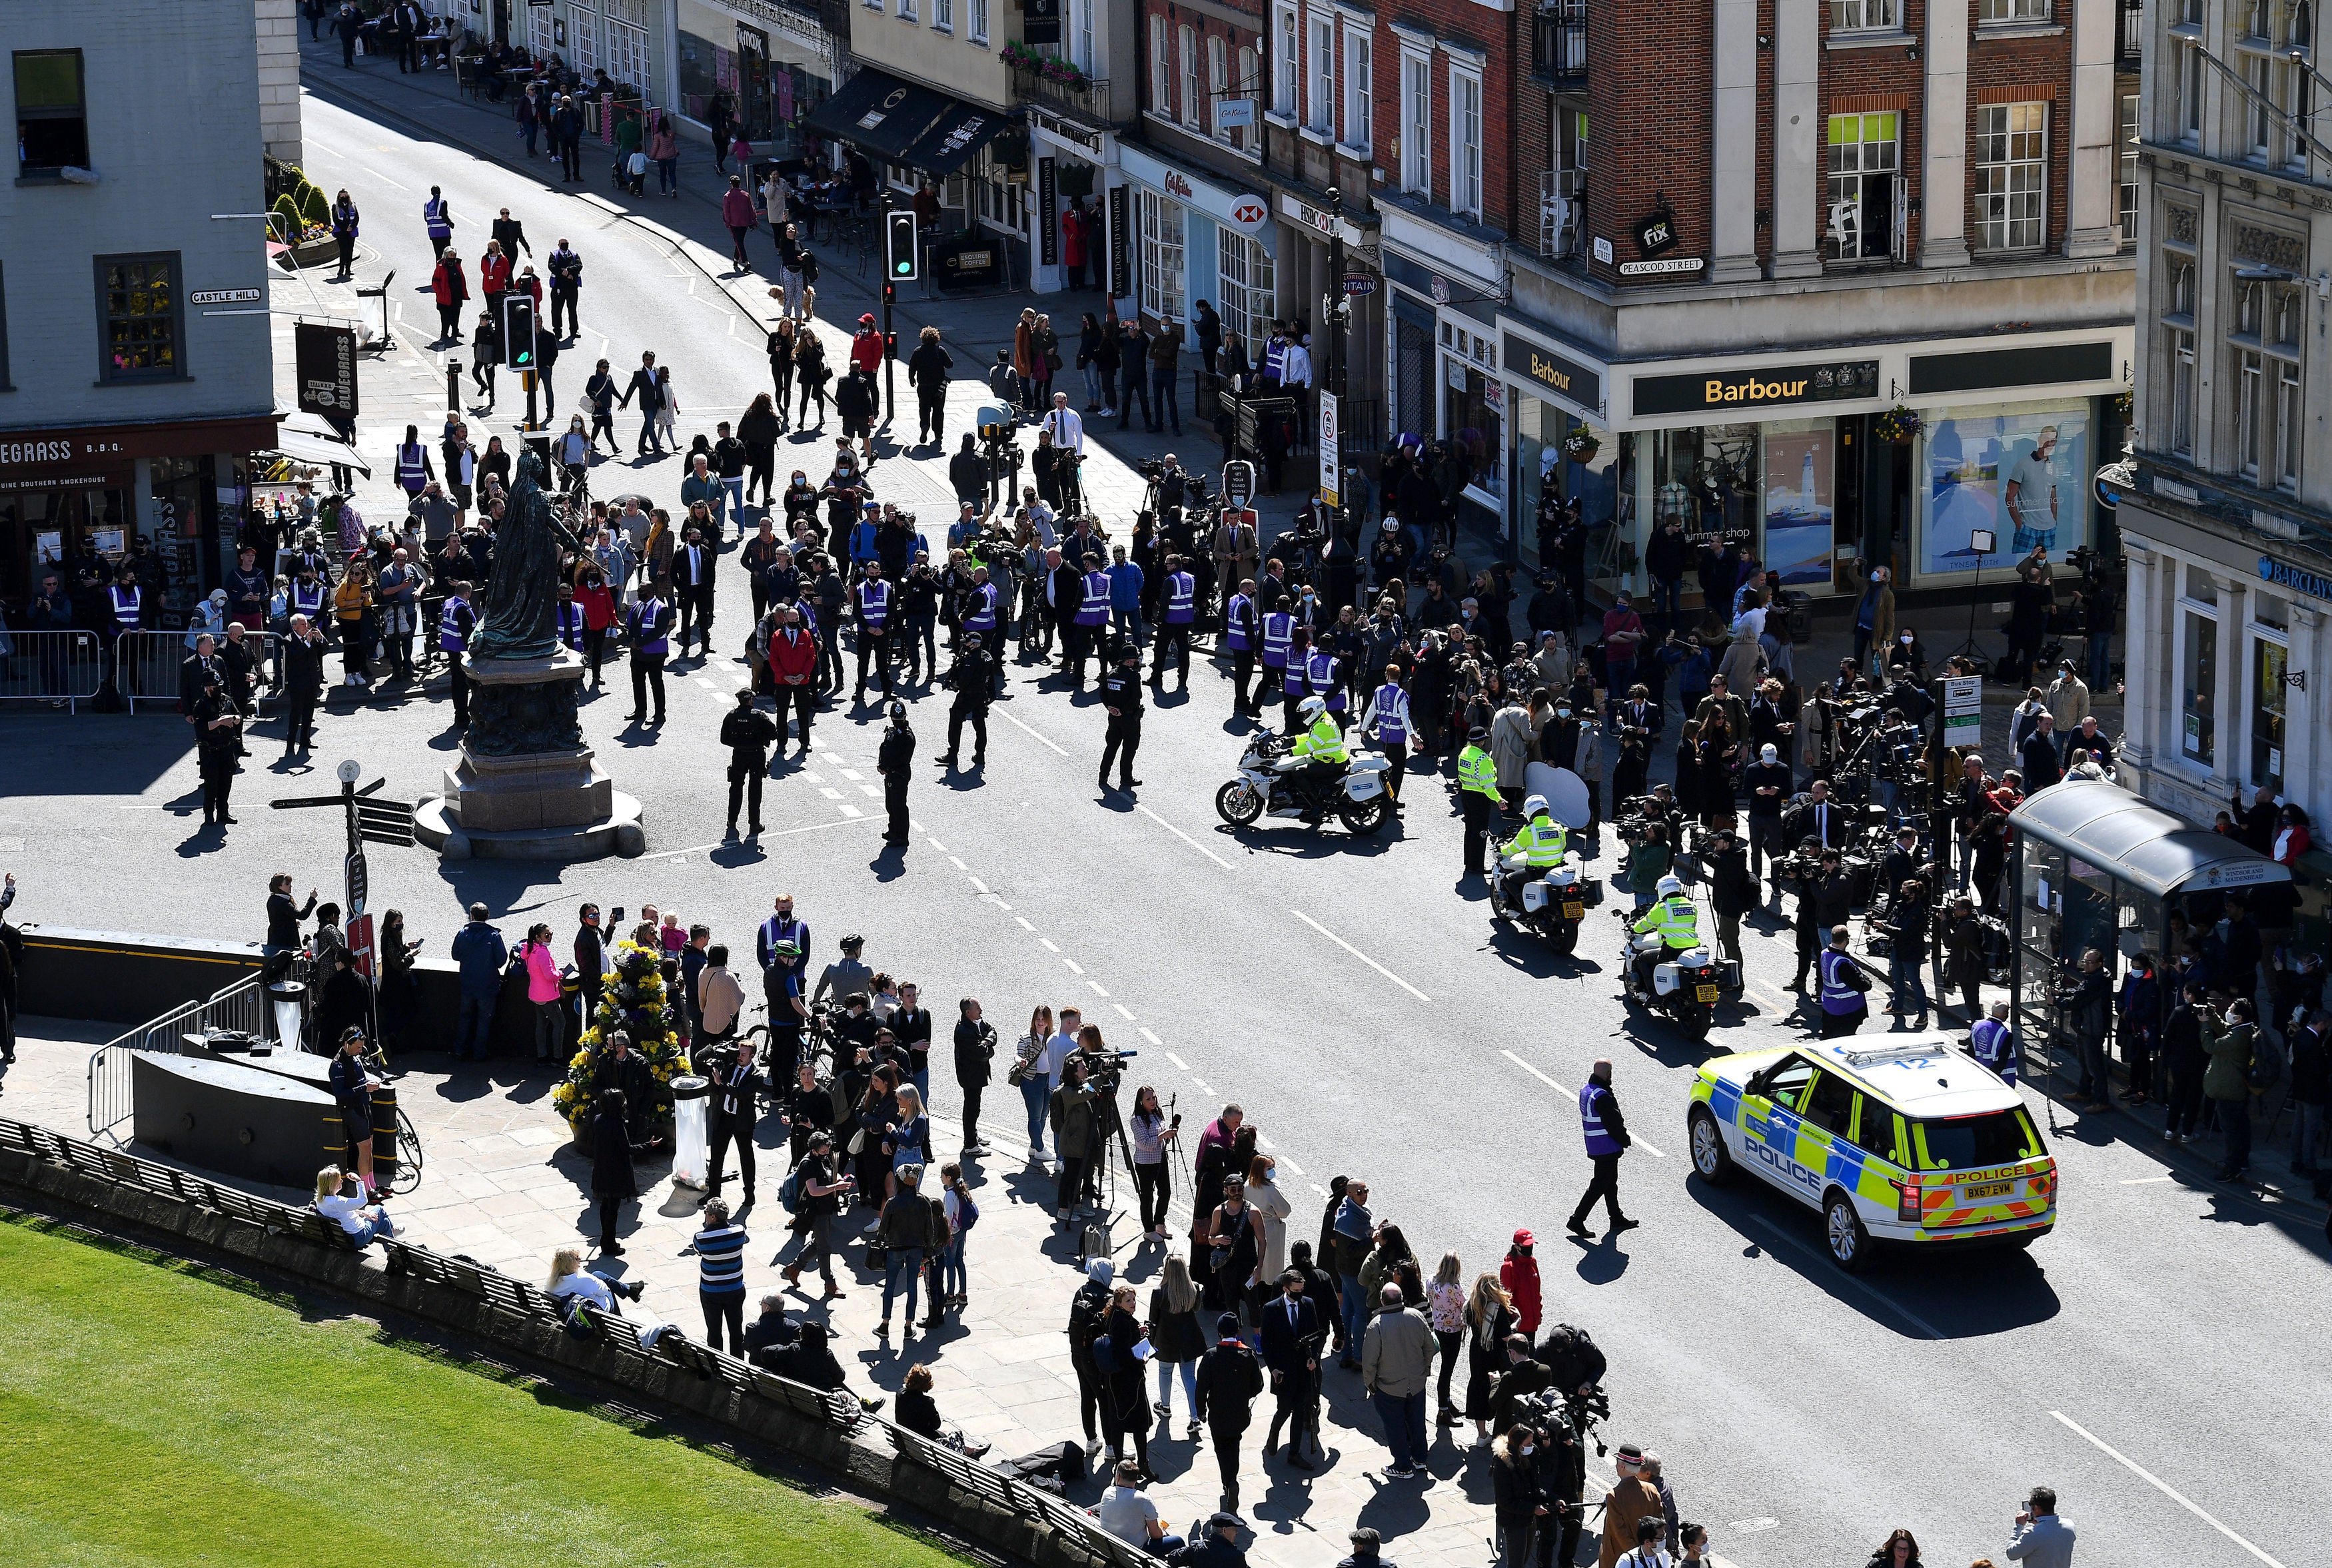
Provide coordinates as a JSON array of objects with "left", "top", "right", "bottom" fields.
[
  {"left": 1221, "top": 459, "right": 1256, "bottom": 510},
  {"left": 271, "top": 761, "right": 416, "bottom": 1044},
  {"left": 1317, "top": 391, "right": 1341, "bottom": 510}
]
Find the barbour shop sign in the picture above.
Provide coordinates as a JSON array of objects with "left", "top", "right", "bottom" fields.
[{"left": 1632, "top": 358, "right": 1880, "bottom": 418}]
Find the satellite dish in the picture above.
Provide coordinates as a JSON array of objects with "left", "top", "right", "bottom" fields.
[
  {"left": 336, "top": 759, "right": 362, "bottom": 785},
  {"left": 1523, "top": 763, "right": 1592, "bottom": 832}
]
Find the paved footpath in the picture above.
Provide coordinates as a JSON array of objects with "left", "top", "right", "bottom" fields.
[{"left": 7, "top": 1013, "right": 1642, "bottom": 1568}]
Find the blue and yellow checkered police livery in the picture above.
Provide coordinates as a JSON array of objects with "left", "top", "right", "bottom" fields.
[{"left": 1686, "top": 1030, "right": 2056, "bottom": 1272}]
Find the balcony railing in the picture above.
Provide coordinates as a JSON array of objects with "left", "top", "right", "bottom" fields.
[
  {"left": 1538, "top": 169, "right": 1584, "bottom": 260},
  {"left": 2118, "top": 0, "right": 2144, "bottom": 71},
  {"left": 1532, "top": 3, "right": 1588, "bottom": 85},
  {"left": 1011, "top": 64, "right": 1115, "bottom": 124}
]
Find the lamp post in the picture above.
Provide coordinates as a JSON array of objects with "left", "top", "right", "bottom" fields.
[{"left": 1325, "top": 186, "right": 1349, "bottom": 540}]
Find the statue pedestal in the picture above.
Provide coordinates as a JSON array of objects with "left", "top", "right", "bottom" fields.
[{"left": 413, "top": 649, "right": 644, "bottom": 860}]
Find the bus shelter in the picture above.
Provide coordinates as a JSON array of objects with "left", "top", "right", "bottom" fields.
[{"left": 2006, "top": 781, "right": 2291, "bottom": 1085}]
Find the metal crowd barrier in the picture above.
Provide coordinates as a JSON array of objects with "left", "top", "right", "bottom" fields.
[
  {"left": 0, "top": 629, "right": 103, "bottom": 711},
  {"left": 1, "top": 1100, "right": 1178, "bottom": 1568},
  {"left": 87, "top": 960, "right": 310, "bottom": 1138},
  {"left": 117, "top": 629, "right": 291, "bottom": 716}
]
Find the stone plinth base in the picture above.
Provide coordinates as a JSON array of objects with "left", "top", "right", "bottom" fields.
[{"left": 420, "top": 647, "right": 644, "bottom": 859}]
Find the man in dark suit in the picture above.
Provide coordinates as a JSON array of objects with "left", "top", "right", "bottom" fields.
[
  {"left": 672, "top": 524, "right": 718, "bottom": 656},
  {"left": 1194, "top": 1312, "right": 1265, "bottom": 1512},
  {"left": 704, "top": 1034, "right": 767, "bottom": 1205},
  {"left": 282, "top": 614, "right": 327, "bottom": 758},
  {"left": 1784, "top": 777, "right": 1849, "bottom": 853},
  {"left": 2020, "top": 712, "right": 2063, "bottom": 792},
  {"left": 1258, "top": 1270, "right": 1323, "bottom": 1469}
]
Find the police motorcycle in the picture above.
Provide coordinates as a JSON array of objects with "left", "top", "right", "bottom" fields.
[
  {"left": 1488, "top": 793, "right": 1600, "bottom": 956},
  {"left": 1610, "top": 875, "right": 1721, "bottom": 1042},
  {"left": 1215, "top": 697, "right": 1393, "bottom": 835}
]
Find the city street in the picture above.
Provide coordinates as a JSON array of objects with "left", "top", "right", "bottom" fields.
[{"left": 3, "top": 55, "right": 2327, "bottom": 1568}]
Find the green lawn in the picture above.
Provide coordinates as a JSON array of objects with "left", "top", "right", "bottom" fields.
[{"left": 0, "top": 1211, "right": 969, "bottom": 1568}]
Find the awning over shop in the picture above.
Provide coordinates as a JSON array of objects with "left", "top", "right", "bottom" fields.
[
  {"left": 802, "top": 69, "right": 953, "bottom": 164},
  {"left": 265, "top": 410, "right": 370, "bottom": 478},
  {"left": 2008, "top": 780, "right": 2291, "bottom": 899},
  {"left": 901, "top": 104, "right": 1007, "bottom": 176}
]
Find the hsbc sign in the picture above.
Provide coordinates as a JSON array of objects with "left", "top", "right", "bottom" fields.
[
  {"left": 1230, "top": 197, "right": 1269, "bottom": 227},
  {"left": 1120, "top": 144, "right": 1274, "bottom": 236}
]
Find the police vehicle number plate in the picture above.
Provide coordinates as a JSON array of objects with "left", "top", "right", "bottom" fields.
[
  {"left": 1963, "top": 1180, "right": 2013, "bottom": 1199},
  {"left": 1563, "top": 903, "right": 1583, "bottom": 919},
  {"left": 1694, "top": 984, "right": 1719, "bottom": 1003}
]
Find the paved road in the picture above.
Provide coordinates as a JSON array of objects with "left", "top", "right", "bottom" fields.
[{"left": 3, "top": 63, "right": 2325, "bottom": 1568}]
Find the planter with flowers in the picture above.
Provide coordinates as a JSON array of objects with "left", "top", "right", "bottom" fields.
[
  {"left": 1559, "top": 426, "right": 1601, "bottom": 465},
  {"left": 552, "top": 938, "right": 690, "bottom": 1137},
  {"left": 1874, "top": 405, "right": 1922, "bottom": 446}
]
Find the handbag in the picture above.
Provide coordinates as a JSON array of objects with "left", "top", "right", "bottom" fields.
[{"left": 846, "top": 1127, "right": 868, "bottom": 1156}]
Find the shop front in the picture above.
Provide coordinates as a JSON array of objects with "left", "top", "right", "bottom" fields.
[
  {"left": 1381, "top": 214, "right": 1506, "bottom": 544},
  {"left": 0, "top": 414, "right": 278, "bottom": 620},
  {"left": 675, "top": 0, "right": 836, "bottom": 159},
  {"left": 2112, "top": 472, "right": 2332, "bottom": 837},
  {"left": 1499, "top": 320, "right": 1612, "bottom": 573},
  {"left": 1025, "top": 108, "right": 1118, "bottom": 298},
  {"left": 1116, "top": 145, "right": 1275, "bottom": 352},
  {"left": 1586, "top": 329, "right": 2130, "bottom": 611}
]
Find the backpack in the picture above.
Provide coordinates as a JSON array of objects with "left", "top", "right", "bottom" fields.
[
  {"left": 2247, "top": 1030, "right": 2285, "bottom": 1092},
  {"left": 778, "top": 1164, "right": 806, "bottom": 1216},
  {"left": 954, "top": 1187, "right": 979, "bottom": 1234}
]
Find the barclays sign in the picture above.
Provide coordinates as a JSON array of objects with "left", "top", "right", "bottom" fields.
[{"left": 2258, "top": 555, "right": 2332, "bottom": 601}]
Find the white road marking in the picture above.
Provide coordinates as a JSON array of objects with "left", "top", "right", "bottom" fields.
[
  {"left": 989, "top": 898, "right": 1011, "bottom": 911},
  {"left": 838, "top": 804, "right": 864, "bottom": 818},
  {"left": 1000, "top": 708, "right": 1068, "bottom": 755},
  {"left": 1310, "top": 1182, "right": 1327, "bottom": 1196},
  {"left": 1191, "top": 1078, "right": 1212, "bottom": 1094},
  {"left": 926, "top": 836, "right": 948, "bottom": 851},
  {"left": 1141, "top": 1029, "right": 1163, "bottom": 1046},
  {"left": 949, "top": 856, "right": 967, "bottom": 870},
  {"left": 1087, "top": 981, "right": 1109, "bottom": 996},
  {"left": 838, "top": 769, "right": 864, "bottom": 781},
  {"left": 800, "top": 771, "right": 822, "bottom": 783},
  {"left": 636, "top": 814, "right": 877, "bottom": 856},
  {"left": 858, "top": 785, "right": 881, "bottom": 797},
  {"left": 818, "top": 787, "right": 843, "bottom": 800},
  {"left": 2050, "top": 1411, "right": 2288, "bottom": 1568},
  {"left": 1165, "top": 1051, "right": 1189, "bottom": 1070},
  {"left": 1063, "top": 959, "right": 1083, "bottom": 973},
  {"left": 1279, "top": 1157, "right": 1304, "bottom": 1176},
  {"left": 1135, "top": 803, "right": 1232, "bottom": 869},
  {"left": 1742, "top": 1216, "right": 1941, "bottom": 1338},
  {"left": 1502, "top": 1050, "right": 1566, "bottom": 1094},
  {"left": 969, "top": 877, "right": 990, "bottom": 895},
  {"left": 1289, "top": 908, "right": 1430, "bottom": 1002},
  {"left": 1039, "top": 938, "right": 1059, "bottom": 952},
  {"left": 1016, "top": 918, "right": 1035, "bottom": 931},
  {"left": 1113, "top": 1004, "right": 1135, "bottom": 1020},
  {"left": 2119, "top": 1176, "right": 2174, "bottom": 1185}
]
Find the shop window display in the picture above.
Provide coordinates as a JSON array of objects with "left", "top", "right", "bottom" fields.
[{"left": 1922, "top": 404, "right": 2089, "bottom": 577}]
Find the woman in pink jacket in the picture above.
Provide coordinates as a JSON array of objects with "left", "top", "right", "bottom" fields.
[
  {"left": 722, "top": 175, "right": 759, "bottom": 270},
  {"left": 520, "top": 921, "right": 566, "bottom": 1062}
]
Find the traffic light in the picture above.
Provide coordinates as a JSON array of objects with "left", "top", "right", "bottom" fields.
[
  {"left": 883, "top": 280, "right": 895, "bottom": 308},
  {"left": 501, "top": 294, "right": 536, "bottom": 372},
  {"left": 887, "top": 208, "right": 919, "bottom": 281},
  {"left": 884, "top": 331, "right": 898, "bottom": 360}
]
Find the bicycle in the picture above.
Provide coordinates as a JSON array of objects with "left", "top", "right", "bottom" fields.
[{"left": 356, "top": 1036, "right": 426, "bottom": 1196}]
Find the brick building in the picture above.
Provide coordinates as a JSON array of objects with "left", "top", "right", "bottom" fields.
[{"left": 1437, "top": 0, "right": 2141, "bottom": 607}]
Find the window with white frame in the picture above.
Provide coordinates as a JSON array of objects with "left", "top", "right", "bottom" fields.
[
  {"left": 1209, "top": 36, "right": 1230, "bottom": 140},
  {"left": 1234, "top": 44, "right": 1259, "bottom": 149},
  {"left": 1450, "top": 65, "right": 1483, "bottom": 218},
  {"left": 1830, "top": 0, "right": 1898, "bottom": 27},
  {"left": 528, "top": 3, "right": 556, "bottom": 59},
  {"left": 2245, "top": 55, "right": 2273, "bottom": 161},
  {"left": 1151, "top": 15, "right": 1172, "bottom": 116},
  {"left": 1218, "top": 228, "right": 1277, "bottom": 364},
  {"left": 1825, "top": 111, "right": 1899, "bottom": 260},
  {"left": 2179, "top": 599, "right": 2218, "bottom": 766},
  {"left": 1974, "top": 101, "right": 2045, "bottom": 250},
  {"left": 1978, "top": 0, "right": 2048, "bottom": 19},
  {"left": 1310, "top": 14, "right": 1335, "bottom": 133},
  {"left": 1401, "top": 50, "right": 1431, "bottom": 193},
  {"left": 2233, "top": 279, "right": 2305, "bottom": 490},
  {"left": 968, "top": 0, "right": 987, "bottom": 41},
  {"left": 934, "top": 0, "right": 951, "bottom": 29},
  {"left": 2272, "top": 45, "right": 2309, "bottom": 171},
  {"left": 899, "top": 0, "right": 916, "bottom": 23},
  {"left": 2117, "top": 93, "right": 2139, "bottom": 244},
  {"left": 1181, "top": 25, "right": 1201, "bottom": 129},
  {"left": 1275, "top": 3, "right": 1299, "bottom": 116},
  {"left": 1140, "top": 190, "right": 1186, "bottom": 322},
  {"left": 2175, "top": 0, "right": 2202, "bottom": 141},
  {"left": 1343, "top": 27, "right": 1371, "bottom": 150},
  {"left": 1070, "top": 0, "right": 1093, "bottom": 69},
  {"left": 2165, "top": 252, "right": 2197, "bottom": 456},
  {"left": 572, "top": 4, "right": 600, "bottom": 70}
]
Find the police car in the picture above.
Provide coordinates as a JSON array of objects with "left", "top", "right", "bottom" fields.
[{"left": 1686, "top": 1030, "right": 2056, "bottom": 1272}]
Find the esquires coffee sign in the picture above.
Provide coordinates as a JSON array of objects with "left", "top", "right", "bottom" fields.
[
  {"left": 1502, "top": 333, "right": 1603, "bottom": 418},
  {"left": 0, "top": 430, "right": 137, "bottom": 494},
  {"left": 1632, "top": 358, "right": 1879, "bottom": 418}
]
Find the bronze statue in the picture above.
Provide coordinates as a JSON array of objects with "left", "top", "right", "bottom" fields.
[{"left": 470, "top": 448, "right": 586, "bottom": 661}]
